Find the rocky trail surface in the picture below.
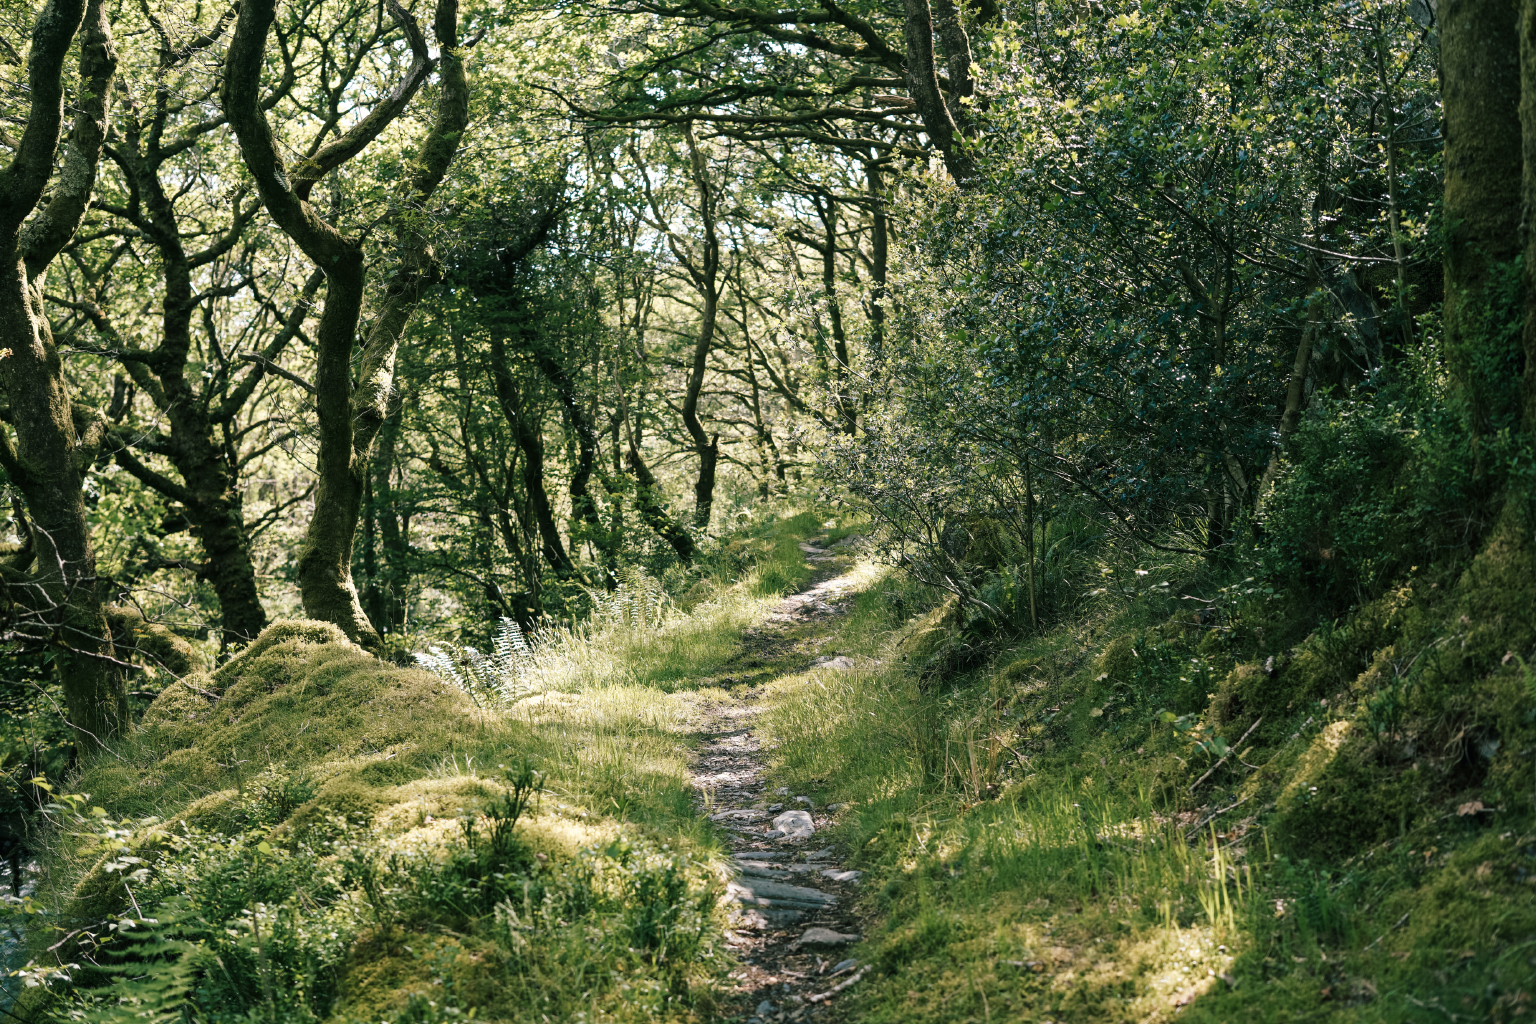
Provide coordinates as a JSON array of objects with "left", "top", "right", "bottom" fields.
[{"left": 691, "top": 551, "right": 874, "bottom": 1024}]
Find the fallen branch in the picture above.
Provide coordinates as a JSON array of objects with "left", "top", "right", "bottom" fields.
[
  {"left": 1183, "top": 794, "right": 1253, "bottom": 840},
  {"left": 1189, "top": 716, "right": 1263, "bottom": 793},
  {"left": 808, "top": 964, "right": 870, "bottom": 1003}
]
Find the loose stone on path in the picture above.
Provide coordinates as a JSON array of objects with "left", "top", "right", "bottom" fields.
[{"left": 772, "top": 809, "right": 815, "bottom": 839}]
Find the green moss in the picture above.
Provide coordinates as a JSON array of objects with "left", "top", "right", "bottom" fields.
[
  {"left": 38, "top": 614, "right": 733, "bottom": 1023},
  {"left": 107, "top": 604, "right": 202, "bottom": 676}
]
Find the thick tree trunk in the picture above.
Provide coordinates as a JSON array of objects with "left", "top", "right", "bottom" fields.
[
  {"left": 0, "top": 0, "right": 123, "bottom": 745},
  {"left": 903, "top": 0, "right": 974, "bottom": 181},
  {"left": 194, "top": 498, "right": 266, "bottom": 643},
  {"left": 1, "top": 282, "right": 126, "bottom": 744},
  {"left": 97, "top": 95, "right": 274, "bottom": 647},
  {"left": 1442, "top": 0, "right": 1522, "bottom": 432},
  {"left": 1522, "top": 0, "right": 1536, "bottom": 435}
]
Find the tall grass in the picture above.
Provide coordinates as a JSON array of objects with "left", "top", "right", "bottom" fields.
[
  {"left": 754, "top": 567, "right": 1279, "bottom": 1022},
  {"left": 422, "top": 513, "right": 842, "bottom": 697}
]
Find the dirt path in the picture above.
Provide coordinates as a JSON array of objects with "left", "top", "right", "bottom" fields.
[{"left": 690, "top": 555, "right": 875, "bottom": 1023}]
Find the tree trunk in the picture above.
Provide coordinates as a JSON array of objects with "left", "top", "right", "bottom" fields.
[
  {"left": 680, "top": 126, "right": 722, "bottom": 530},
  {"left": 367, "top": 399, "right": 410, "bottom": 634},
  {"left": 866, "top": 157, "right": 889, "bottom": 369},
  {"left": 1443, "top": 0, "right": 1522, "bottom": 432},
  {"left": 816, "top": 198, "right": 856, "bottom": 433},
  {"left": 224, "top": 0, "right": 467, "bottom": 646},
  {"left": 534, "top": 351, "right": 619, "bottom": 578},
  {"left": 628, "top": 444, "right": 696, "bottom": 563},
  {"left": 903, "top": 0, "right": 975, "bottom": 181},
  {"left": 487, "top": 333, "right": 577, "bottom": 579},
  {"left": 0, "top": 0, "right": 123, "bottom": 745},
  {"left": 1521, "top": 0, "right": 1536, "bottom": 434},
  {"left": 93, "top": 86, "right": 280, "bottom": 648}
]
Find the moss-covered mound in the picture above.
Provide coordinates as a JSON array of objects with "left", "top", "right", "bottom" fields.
[{"left": 29, "top": 619, "right": 727, "bottom": 1024}]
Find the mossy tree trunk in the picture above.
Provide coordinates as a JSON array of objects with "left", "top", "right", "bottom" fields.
[
  {"left": 362, "top": 399, "right": 411, "bottom": 636},
  {"left": 0, "top": 0, "right": 123, "bottom": 743},
  {"left": 1442, "top": 0, "right": 1523, "bottom": 433},
  {"left": 1521, "top": 0, "right": 1536, "bottom": 436},
  {"left": 86, "top": 58, "right": 327, "bottom": 644},
  {"left": 903, "top": 0, "right": 974, "bottom": 182},
  {"left": 223, "top": 0, "right": 469, "bottom": 648}
]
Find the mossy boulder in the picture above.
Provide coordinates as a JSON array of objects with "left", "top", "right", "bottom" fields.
[
  {"left": 1273, "top": 716, "right": 1428, "bottom": 858},
  {"left": 107, "top": 604, "right": 202, "bottom": 676},
  {"left": 88, "top": 619, "right": 474, "bottom": 819}
]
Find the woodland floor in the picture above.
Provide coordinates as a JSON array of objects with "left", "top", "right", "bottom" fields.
[{"left": 687, "top": 554, "right": 874, "bottom": 1024}]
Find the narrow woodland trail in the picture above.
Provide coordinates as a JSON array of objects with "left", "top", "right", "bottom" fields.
[{"left": 690, "top": 550, "right": 873, "bottom": 1024}]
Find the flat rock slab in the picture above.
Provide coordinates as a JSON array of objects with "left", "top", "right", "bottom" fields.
[
  {"left": 820, "top": 869, "right": 863, "bottom": 883},
  {"left": 728, "top": 879, "right": 837, "bottom": 908},
  {"left": 735, "top": 863, "right": 792, "bottom": 881},
  {"left": 813, "top": 655, "right": 857, "bottom": 670},
  {"left": 735, "top": 907, "right": 804, "bottom": 930},
  {"left": 790, "top": 927, "right": 861, "bottom": 950},
  {"left": 772, "top": 809, "right": 815, "bottom": 839},
  {"left": 711, "top": 809, "right": 766, "bottom": 822}
]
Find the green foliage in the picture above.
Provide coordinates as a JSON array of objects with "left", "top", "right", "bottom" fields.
[
  {"left": 21, "top": 586, "right": 750, "bottom": 1024},
  {"left": 414, "top": 618, "right": 536, "bottom": 707},
  {"left": 65, "top": 906, "right": 200, "bottom": 1024}
]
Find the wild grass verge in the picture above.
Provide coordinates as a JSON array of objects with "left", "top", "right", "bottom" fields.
[{"left": 759, "top": 551, "right": 1536, "bottom": 1023}]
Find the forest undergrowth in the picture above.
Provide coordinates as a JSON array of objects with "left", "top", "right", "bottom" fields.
[
  {"left": 760, "top": 529, "right": 1536, "bottom": 1024},
  {"left": 2, "top": 512, "right": 845, "bottom": 1023},
  {"left": 8, "top": 501, "right": 1536, "bottom": 1024}
]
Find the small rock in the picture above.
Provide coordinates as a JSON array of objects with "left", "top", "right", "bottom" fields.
[
  {"left": 821, "top": 868, "right": 862, "bottom": 883},
  {"left": 794, "top": 795, "right": 815, "bottom": 809},
  {"left": 826, "top": 803, "right": 847, "bottom": 812},
  {"left": 755, "top": 999, "right": 776, "bottom": 1017},
  {"left": 804, "top": 847, "right": 835, "bottom": 860},
  {"left": 762, "top": 829, "right": 786, "bottom": 839},
  {"left": 828, "top": 958, "right": 858, "bottom": 977},
  {"left": 791, "top": 927, "right": 861, "bottom": 950},
  {"left": 769, "top": 803, "right": 785, "bottom": 812},
  {"left": 775, "top": 786, "right": 791, "bottom": 796},
  {"left": 813, "top": 655, "right": 857, "bottom": 670},
  {"left": 1002, "top": 959, "right": 1046, "bottom": 972},
  {"left": 772, "top": 809, "right": 815, "bottom": 840}
]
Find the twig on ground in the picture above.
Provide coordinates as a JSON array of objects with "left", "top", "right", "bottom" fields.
[
  {"left": 1363, "top": 911, "right": 1411, "bottom": 951},
  {"left": 1184, "top": 794, "right": 1253, "bottom": 839},
  {"left": 1189, "top": 716, "right": 1263, "bottom": 793},
  {"left": 808, "top": 964, "right": 870, "bottom": 1003}
]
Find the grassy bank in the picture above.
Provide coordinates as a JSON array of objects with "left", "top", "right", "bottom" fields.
[
  {"left": 15, "top": 503, "right": 1535, "bottom": 1023},
  {"left": 759, "top": 536, "right": 1536, "bottom": 1022}
]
